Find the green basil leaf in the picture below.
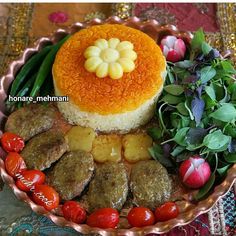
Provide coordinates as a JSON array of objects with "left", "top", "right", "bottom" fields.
[
  {"left": 173, "top": 127, "right": 190, "bottom": 146},
  {"left": 224, "top": 153, "right": 236, "bottom": 163},
  {"left": 200, "top": 66, "right": 216, "bottom": 84},
  {"left": 217, "top": 165, "right": 231, "bottom": 176},
  {"left": 167, "top": 65, "right": 175, "bottom": 84},
  {"left": 175, "top": 152, "right": 190, "bottom": 162},
  {"left": 194, "top": 173, "right": 215, "bottom": 201},
  {"left": 147, "top": 127, "right": 163, "bottom": 140},
  {"left": 149, "top": 144, "right": 174, "bottom": 168},
  {"left": 228, "top": 83, "right": 236, "bottom": 101},
  {"left": 170, "top": 113, "right": 190, "bottom": 129},
  {"left": 209, "top": 103, "right": 236, "bottom": 122},
  {"left": 221, "top": 60, "right": 236, "bottom": 74},
  {"left": 161, "top": 94, "right": 184, "bottom": 105},
  {"left": 203, "top": 130, "right": 231, "bottom": 151},
  {"left": 175, "top": 60, "right": 193, "bottom": 69},
  {"left": 191, "top": 28, "right": 205, "bottom": 51},
  {"left": 176, "top": 102, "right": 189, "bottom": 116},
  {"left": 205, "top": 86, "right": 216, "bottom": 101},
  {"left": 202, "top": 42, "right": 212, "bottom": 55},
  {"left": 224, "top": 124, "right": 236, "bottom": 138},
  {"left": 202, "top": 94, "right": 217, "bottom": 110},
  {"left": 172, "top": 66, "right": 190, "bottom": 80},
  {"left": 164, "top": 84, "right": 184, "bottom": 96},
  {"left": 186, "top": 127, "right": 208, "bottom": 145},
  {"left": 171, "top": 145, "right": 185, "bottom": 157}
]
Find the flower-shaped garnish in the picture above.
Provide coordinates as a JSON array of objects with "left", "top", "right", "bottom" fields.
[
  {"left": 84, "top": 38, "right": 137, "bottom": 79},
  {"left": 160, "top": 36, "right": 186, "bottom": 62}
]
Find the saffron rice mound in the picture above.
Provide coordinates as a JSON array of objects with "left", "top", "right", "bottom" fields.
[{"left": 53, "top": 24, "right": 166, "bottom": 132}]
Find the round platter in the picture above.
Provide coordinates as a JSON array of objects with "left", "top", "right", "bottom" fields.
[{"left": 0, "top": 16, "right": 235, "bottom": 235}]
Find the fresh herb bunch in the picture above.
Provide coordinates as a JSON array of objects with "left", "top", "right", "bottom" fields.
[{"left": 148, "top": 29, "right": 236, "bottom": 200}]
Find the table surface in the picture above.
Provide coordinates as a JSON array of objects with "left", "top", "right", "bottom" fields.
[{"left": 0, "top": 3, "right": 235, "bottom": 236}]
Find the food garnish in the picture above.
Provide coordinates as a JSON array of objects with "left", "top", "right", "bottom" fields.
[
  {"left": 86, "top": 208, "right": 119, "bottom": 229},
  {"left": 179, "top": 155, "right": 211, "bottom": 189},
  {"left": 122, "top": 133, "right": 153, "bottom": 163},
  {"left": 1, "top": 132, "right": 25, "bottom": 152},
  {"left": 8, "top": 45, "right": 53, "bottom": 97},
  {"left": 5, "top": 152, "right": 26, "bottom": 178},
  {"left": 30, "top": 35, "right": 70, "bottom": 98},
  {"left": 91, "top": 134, "right": 122, "bottom": 163},
  {"left": 149, "top": 28, "right": 236, "bottom": 199},
  {"left": 32, "top": 184, "right": 59, "bottom": 211},
  {"left": 62, "top": 201, "right": 87, "bottom": 224},
  {"left": 84, "top": 38, "right": 137, "bottom": 79},
  {"left": 16, "top": 169, "right": 45, "bottom": 192},
  {"left": 7, "top": 35, "right": 70, "bottom": 111},
  {"left": 160, "top": 36, "right": 186, "bottom": 62},
  {"left": 155, "top": 202, "right": 179, "bottom": 222},
  {"left": 127, "top": 207, "right": 155, "bottom": 227},
  {"left": 65, "top": 126, "right": 96, "bottom": 152}
]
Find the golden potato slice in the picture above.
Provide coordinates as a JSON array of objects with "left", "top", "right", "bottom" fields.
[
  {"left": 92, "top": 135, "right": 122, "bottom": 163},
  {"left": 65, "top": 126, "right": 96, "bottom": 152},
  {"left": 122, "top": 133, "right": 153, "bottom": 163}
]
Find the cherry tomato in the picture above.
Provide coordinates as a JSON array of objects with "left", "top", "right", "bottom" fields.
[
  {"left": 33, "top": 184, "right": 59, "bottom": 211},
  {"left": 155, "top": 202, "right": 179, "bottom": 222},
  {"left": 5, "top": 152, "right": 26, "bottom": 178},
  {"left": 16, "top": 170, "right": 45, "bottom": 192},
  {"left": 1, "top": 132, "right": 24, "bottom": 152},
  {"left": 62, "top": 201, "right": 87, "bottom": 224},
  {"left": 127, "top": 207, "right": 155, "bottom": 227},
  {"left": 87, "top": 208, "right": 119, "bottom": 229}
]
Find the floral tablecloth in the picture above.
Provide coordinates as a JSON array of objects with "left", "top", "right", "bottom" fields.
[{"left": 0, "top": 3, "right": 235, "bottom": 236}]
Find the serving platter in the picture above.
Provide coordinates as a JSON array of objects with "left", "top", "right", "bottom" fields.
[{"left": 0, "top": 16, "right": 235, "bottom": 235}]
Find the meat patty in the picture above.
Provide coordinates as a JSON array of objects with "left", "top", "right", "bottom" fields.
[
  {"left": 21, "top": 130, "right": 68, "bottom": 170},
  {"left": 87, "top": 162, "right": 128, "bottom": 213},
  {"left": 47, "top": 150, "right": 94, "bottom": 201},
  {"left": 5, "top": 104, "right": 56, "bottom": 141},
  {"left": 130, "top": 160, "right": 172, "bottom": 210}
]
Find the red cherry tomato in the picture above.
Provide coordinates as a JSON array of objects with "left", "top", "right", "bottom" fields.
[
  {"left": 62, "top": 201, "right": 87, "bottom": 224},
  {"left": 87, "top": 208, "right": 119, "bottom": 229},
  {"left": 127, "top": 207, "right": 155, "bottom": 227},
  {"left": 32, "top": 184, "right": 59, "bottom": 211},
  {"left": 16, "top": 170, "right": 45, "bottom": 192},
  {"left": 155, "top": 202, "right": 179, "bottom": 222},
  {"left": 5, "top": 152, "right": 26, "bottom": 178},
  {"left": 1, "top": 132, "right": 24, "bottom": 152}
]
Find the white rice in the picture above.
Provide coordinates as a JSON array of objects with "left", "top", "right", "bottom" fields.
[{"left": 54, "top": 72, "right": 166, "bottom": 133}]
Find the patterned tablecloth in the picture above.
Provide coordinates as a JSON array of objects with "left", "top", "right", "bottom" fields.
[{"left": 0, "top": 3, "right": 235, "bottom": 236}]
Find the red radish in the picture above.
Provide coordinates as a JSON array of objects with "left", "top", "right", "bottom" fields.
[
  {"left": 179, "top": 155, "right": 211, "bottom": 189},
  {"left": 160, "top": 36, "right": 186, "bottom": 62}
]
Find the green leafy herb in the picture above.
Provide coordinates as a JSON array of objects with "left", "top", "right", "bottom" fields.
[
  {"left": 173, "top": 127, "right": 190, "bottom": 146},
  {"left": 203, "top": 130, "right": 231, "bottom": 152},
  {"left": 164, "top": 84, "right": 184, "bottom": 96},
  {"left": 224, "top": 153, "right": 236, "bottom": 163},
  {"left": 209, "top": 103, "right": 236, "bottom": 122},
  {"left": 149, "top": 144, "right": 174, "bottom": 168},
  {"left": 194, "top": 173, "right": 215, "bottom": 200},
  {"left": 161, "top": 94, "right": 184, "bottom": 105},
  {"left": 200, "top": 66, "right": 216, "bottom": 84},
  {"left": 151, "top": 28, "right": 236, "bottom": 201},
  {"left": 191, "top": 28, "right": 205, "bottom": 51},
  {"left": 205, "top": 86, "right": 216, "bottom": 101},
  {"left": 201, "top": 42, "right": 212, "bottom": 55},
  {"left": 147, "top": 127, "right": 163, "bottom": 140}
]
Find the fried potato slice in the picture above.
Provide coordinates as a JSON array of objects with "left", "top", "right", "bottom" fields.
[
  {"left": 122, "top": 133, "right": 153, "bottom": 163},
  {"left": 65, "top": 126, "right": 96, "bottom": 152},
  {"left": 92, "top": 134, "right": 122, "bottom": 163}
]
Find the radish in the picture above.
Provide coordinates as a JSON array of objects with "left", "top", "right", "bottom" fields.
[{"left": 179, "top": 155, "right": 211, "bottom": 189}]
